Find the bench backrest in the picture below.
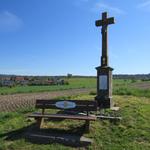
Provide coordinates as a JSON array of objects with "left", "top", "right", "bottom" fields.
[{"left": 35, "top": 99, "right": 97, "bottom": 112}]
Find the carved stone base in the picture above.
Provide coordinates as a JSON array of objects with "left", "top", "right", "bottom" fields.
[
  {"left": 95, "top": 65, "right": 113, "bottom": 109},
  {"left": 95, "top": 96, "right": 113, "bottom": 109}
]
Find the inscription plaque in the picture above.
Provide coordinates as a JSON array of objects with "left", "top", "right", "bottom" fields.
[{"left": 99, "top": 75, "right": 107, "bottom": 90}]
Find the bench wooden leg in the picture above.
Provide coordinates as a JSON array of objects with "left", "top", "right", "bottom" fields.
[
  {"left": 35, "top": 118, "right": 44, "bottom": 129},
  {"left": 85, "top": 120, "right": 90, "bottom": 133}
]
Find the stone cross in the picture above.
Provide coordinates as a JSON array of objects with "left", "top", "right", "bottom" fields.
[
  {"left": 95, "top": 12, "right": 115, "bottom": 67},
  {"left": 95, "top": 12, "right": 115, "bottom": 109}
]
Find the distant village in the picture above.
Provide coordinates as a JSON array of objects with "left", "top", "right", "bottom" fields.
[
  {"left": 0, "top": 73, "right": 150, "bottom": 88},
  {"left": 0, "top": 75, "right": 69, "bottom": 87}
]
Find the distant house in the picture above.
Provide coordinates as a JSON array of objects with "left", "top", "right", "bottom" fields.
[
  {"left": 0, "top": 77, "right": 11, "bottom": 81},
  {"left": 14, "top": 76, "right": 29, "bottom": 85},
  {"left": 47, "top": 80, "right": 55, "bottom": 85},
  {"left": 15, "top": 76, "right": 25, "bottom": 82},
  {"left": 0, "top": 80, "right": 15, "bottom": 87}
]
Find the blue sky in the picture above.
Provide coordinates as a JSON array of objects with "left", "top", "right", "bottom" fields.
[{"left": 0, "top": 0, "right": 150, "bottom": 76}]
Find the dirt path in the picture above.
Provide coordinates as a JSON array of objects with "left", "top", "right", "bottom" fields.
[
  {"left": 0, "top": 88, "right": 94, "bottom": 112},
  {"left": 131, "top": 82, "right": 150, "bottom": 89}
]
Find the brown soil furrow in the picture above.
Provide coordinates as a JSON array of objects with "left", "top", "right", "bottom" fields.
[
  {"left": 131, "top": 82, "right": 150, "bottom": 89},
  {"left": 0, "top": 88, "right": 94, "bottom": 112}
]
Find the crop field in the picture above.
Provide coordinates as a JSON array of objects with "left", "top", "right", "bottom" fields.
[
  {"left": 0, "top": 78, "right": 96, "bottom": 95},
  {"left": 113, "top": 79, "right": 150, "bottom": 98},
  {"left": 132, "top": 81, "right": 150, "bottom": 89},
  {"left": 0, "top": 78, "right": 150, "bottom": 112},
  {"left": 1, "top": 78, "right": 150, "bottom": 113},
  {"left": 0, "top": 78, "right": 150, "bottom": 98},
  {"left": 0, "top": 78, "right": 150, "bottom": 150},
  {"left": 0, "top": 88, "right": 93, "bottom": 112}
]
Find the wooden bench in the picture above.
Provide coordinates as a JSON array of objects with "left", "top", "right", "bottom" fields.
[{"left": 28, "top": 99, "right": 97, "bottom": 132}]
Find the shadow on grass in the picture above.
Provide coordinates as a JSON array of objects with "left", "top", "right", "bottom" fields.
[{"left": 0, "top": 123, "right": 91, "bottom": 147}]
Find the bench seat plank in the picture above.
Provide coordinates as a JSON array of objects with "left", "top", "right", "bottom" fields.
[{"left": 28, "top": 113, "right": 96, "bottom": 121}]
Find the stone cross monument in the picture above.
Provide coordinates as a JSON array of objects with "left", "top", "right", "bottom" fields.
[{"left": 95, "top": 12, "right": 115, "bottom": 109}]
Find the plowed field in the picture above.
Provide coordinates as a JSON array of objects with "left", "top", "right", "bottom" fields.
[
  {"left": 0, "top": 88, "right": 93, "bottom": 112},
  {"left": 132, "top": 82, "right": 150, "bottom": 89}
]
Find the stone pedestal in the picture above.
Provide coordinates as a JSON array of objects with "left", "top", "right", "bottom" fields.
[{"left": 95, "top": 66, "right": 113, "bottom": 108}]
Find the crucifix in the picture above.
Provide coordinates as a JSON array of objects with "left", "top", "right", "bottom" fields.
[
  {"left": 95, "top": 12, "right": 115, "bottom": 67},
  {"left": 95, "top": 12, "right": 115, "bottom": 109}
]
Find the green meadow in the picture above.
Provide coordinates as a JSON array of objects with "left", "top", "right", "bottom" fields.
[
  {"left": 0, "top": 94, "right": 150, "bottom": 150},
  {"left": 0, "top": 78, "right": 150, "bottom": 149},
  {"left": 0, "top": 78, "right": 150, "bottom": 98},
  {"left": 0, "top": 78, "right": 96, "bottom": 95}
]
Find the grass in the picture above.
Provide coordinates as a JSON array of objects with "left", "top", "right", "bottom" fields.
[
  {"left": 0, "top": 77, "right": 150, "bottom": 149},
  {"left": 113, "top": 79, "right": 150, "bottom": 98},
  {"left": 1, "top": 78, "right": 150, "bottom": 98},
  {"left": 0, "top": 78, "right": 150, "bottom": 97},
  {"left": 0, "top": 94, "right": 150, "bottom": 150},
  {"left": 0, "top": 77, "right": 96, "bottom": 95}
]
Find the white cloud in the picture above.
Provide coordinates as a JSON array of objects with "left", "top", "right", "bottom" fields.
[
  {"left": 137, "top": 0, "right": 150, "bottom": 8},
  {"left": 0, "top": 11, "right": 23, "bottom": 32},
  {"left": 137, "top": 0, "right": 150, "bottom": 11},
  {"left": 91, "top": 2, "right": 125, "bottom": 15}
]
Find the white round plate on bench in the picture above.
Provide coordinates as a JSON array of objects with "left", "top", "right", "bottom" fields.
[{"left": 55, "top": 101, "right": 76, "bottom": 109}]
